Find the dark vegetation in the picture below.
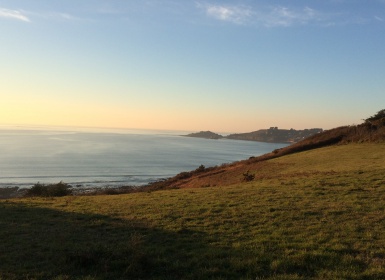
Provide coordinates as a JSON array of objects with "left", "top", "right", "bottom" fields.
[
  {"left": 242, "top": 170, "right": 255, "bottom": 182},
  {"left": 365, "top": 109, "right": 385, "bottom": 123},
  {"left": 0, "top": 187, "right": 27, "bottom": 199},
  {"left": 25, "top": 181, "right": 73, "bottom": 197}
]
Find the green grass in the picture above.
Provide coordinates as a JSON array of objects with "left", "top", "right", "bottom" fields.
[{"left": 1, "top": 143, "right": 385, "bottom": 279}]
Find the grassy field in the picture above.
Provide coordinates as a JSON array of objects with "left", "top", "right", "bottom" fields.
[{"left": 1, "top": 143, "right": 385, "bottom": 279}]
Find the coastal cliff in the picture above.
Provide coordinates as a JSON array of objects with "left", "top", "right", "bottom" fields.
[
  {"left": 183, "top": 131, "right": 223, "bottom": 140},
  {"left": 185, "top": 127, "right": 323, "bottom": 143}
]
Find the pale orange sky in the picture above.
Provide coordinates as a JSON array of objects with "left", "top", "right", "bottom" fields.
[{"left": 1, "top": 0, "right": 384, "bottom": 133}]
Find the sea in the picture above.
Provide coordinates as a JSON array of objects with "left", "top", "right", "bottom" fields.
[{"left": 0, "top": 127, "right": 288, "bottom": 189}]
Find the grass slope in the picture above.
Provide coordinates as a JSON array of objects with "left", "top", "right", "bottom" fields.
[
  {"left": 1, "top": 143, "right": 385, "bottom": 279},
  {"left": 145, "top": 115, "right": 385, "bottom": 191}
]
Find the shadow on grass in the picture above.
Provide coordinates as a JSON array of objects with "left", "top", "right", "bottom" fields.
[
  {"left": 0, "top": 201, "right": 240, "bottom": 280},
  {"left": 0, "top": 201, "right": 371, "bottom": 280}
]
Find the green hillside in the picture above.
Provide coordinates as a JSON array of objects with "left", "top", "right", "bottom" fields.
[{"left": 1, "top": 142, "right": 385, "bottom": 279}]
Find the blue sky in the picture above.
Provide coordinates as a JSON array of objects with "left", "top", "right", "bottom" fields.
[{"left": 1, "top": 0, "right": 384, "bottom": 132}]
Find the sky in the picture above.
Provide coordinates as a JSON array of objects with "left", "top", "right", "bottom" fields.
[{"left": 1, "top": 0, "right": 385, "bottom": 133}]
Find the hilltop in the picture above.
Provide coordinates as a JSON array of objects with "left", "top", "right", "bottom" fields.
[
  {"left": 184, "top": 127, "right": 323, "bottom": 143},
  {"left": 147, "top": 109, "right": 385, "bottom": 191}
]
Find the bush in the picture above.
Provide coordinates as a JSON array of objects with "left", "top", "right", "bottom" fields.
[
  {"left": 365, "top": 109, "right": 385, "bottom": 123},
  {"left": 243, "top": 171, "right": 255, "bottom": 182},
  {"left": 25, "top": 181, "right": 72, "bottom": 197},
  {"left": 175, "top": 172, "right": 192, "bottom": 180},
  {"left": 195, "top": 164, "right": 206, "bottom": 173}
]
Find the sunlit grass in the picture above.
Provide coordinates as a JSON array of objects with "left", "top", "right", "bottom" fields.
[
  {"left": 273, "top": 143, "right": 385, "bottom": 172},
  {"left": 1, "top": 143, "right": 385, "bottom": 279}
]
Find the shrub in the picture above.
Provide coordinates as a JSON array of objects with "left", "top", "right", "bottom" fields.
[
  {"left": 175, "top": 172, "right": 192, "bottom": 180},
  {"left": 365, "top": 109, "right": 385, "bottom": 123},
  {"left": 242, "top": 171, "right": 255, "bottom": 182},
  {"left": 25, "top": 181, "right": 72, "bottom": 197},
  {"left": 195, "top": 164, "right": 206, "bottom": 173}
]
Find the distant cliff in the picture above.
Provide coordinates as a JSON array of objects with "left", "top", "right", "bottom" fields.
[
  {"left": 227, "top": 127, "right": 323, "bottom": 143},
  {"left": 184, "top": 127, "right": 323, "bottom": 143},
  {"left": 184, "top": 131, "right": 223, "bottom": 139}
]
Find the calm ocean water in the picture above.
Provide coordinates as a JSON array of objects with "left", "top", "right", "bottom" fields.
[{"left": 0, "top": 128, "right": 287, "bottom": 188}]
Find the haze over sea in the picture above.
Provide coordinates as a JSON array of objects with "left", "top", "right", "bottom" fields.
[{"left": 0, "top": 127, "right": 287, "bottom": 189}]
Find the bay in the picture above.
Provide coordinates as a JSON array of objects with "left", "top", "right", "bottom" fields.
[{"left": 0, "top": 128, "right": 287, "bottom": 188}]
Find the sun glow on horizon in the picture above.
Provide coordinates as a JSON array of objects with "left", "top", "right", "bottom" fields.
[{"left": 1, "top": 0, "right": 384, "bottom": 133}]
